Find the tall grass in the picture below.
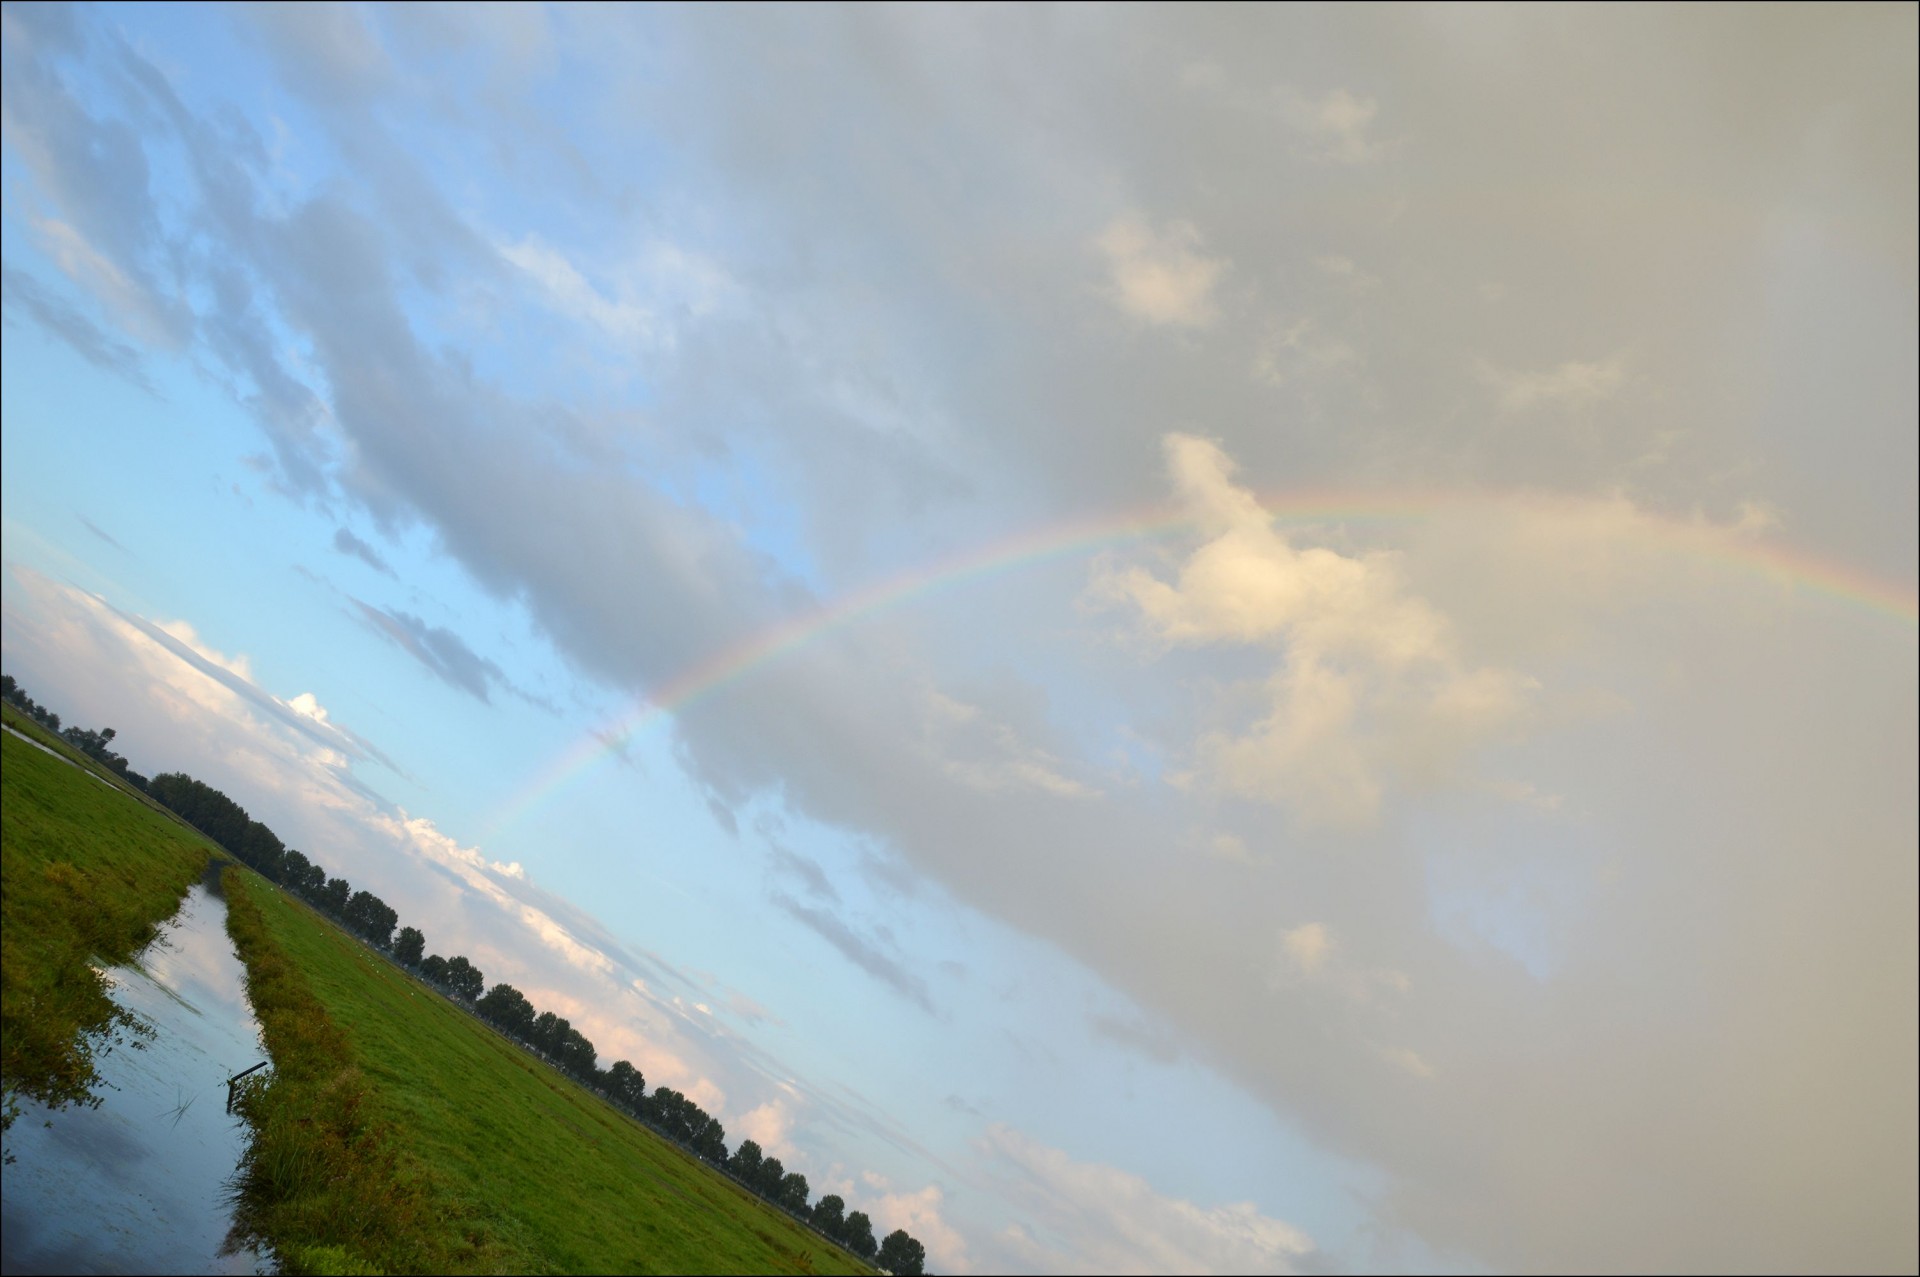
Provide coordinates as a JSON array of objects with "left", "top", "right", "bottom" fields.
[
  {"left": 222, "top": 872, "right": 870, "bottom": 1274},
  {"left": 221, "top": 866, "right": 517, "bottom": 1275},
  {"left": 0, "top": 728, "right": 210, "bottom": 1140}
]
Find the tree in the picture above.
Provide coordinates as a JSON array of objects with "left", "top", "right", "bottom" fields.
[
  {"left": 477, "top": 983, "right": 538, "bottom": 1040},
  {"left": 605, "top": 1060, "right": 646, "bottom": 1111},
  {"left": 777, "top": 1170, "right": 810, "bottom": 1217},
  {"left": 320, "top": 877, "right": 350, "bottom": 916},
  {"left": 758, "top": 1155, "right": 785, "bottom": 1199},
  {"left": 393, "top": 926, "right": 425, "bottom": 968},
  {"left": 443, "top": 955, "right": 484, "bottom": 1001},
  {"left": 877, "top": 1229, "right": 926, "bottom": 1276},
  {"left": 730, "top": 1139, "right": 765, "bottom": 1184},
  {"left": 811, "top": 1194, "right": 847, "bottom": 1239},
  {"left": 843, "top": 1211, "right": 877, "bottom": 1261},
  {"left": 691, "top": 1116, "right": 727, "bottom": 1165},
  {"left": 344, "top": 890, "right": 397, "bottom": 948},
  {"left": 421, "top": 954, "right": 450, "bottom": 987}
]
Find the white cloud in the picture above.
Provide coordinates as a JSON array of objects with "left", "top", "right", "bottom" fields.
[
  {"left": 1281, "top": 922, "right": 1332, "bottom": 974},
  {"left": 1093, "top": 434, "right": 1539, "bottom": 826},
  {"left": 920, "top": 687, "right": 1099, "bottom": 800},
  {"left": 1284, "top": 88, "right": 1386, "bottom": 165},
  {"left": 861, "top": 1173, "right": 973, "bottom": 1275},
  {"left": 982, "top": 1124, "right": 1315, "bottom": 1275},
  {"left": 498, "top": 234, "right": 732, "bottom": 350},
  {"left": 1251, "top": 317, "right": 1362, "bottom": 387},
  {"left": 1380, "top": 1046, "right": 1434, "bottom": 1079},
  {"left": 737, "top": 1098, "right": 799, "bottom": 1163},
  {"left": 1476, "top": 354, "right": 1628, "bottom": 412},
  {"left": 1095, "top": 217, "right": 1224, "bottom": 328}
]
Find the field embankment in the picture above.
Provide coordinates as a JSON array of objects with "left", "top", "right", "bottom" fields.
[
  {"left": 0, "top": 724, "right": 212, "bottom": 1134},
  {"left": 222, "top": 870, "right": 871, "bottom": 1275}
]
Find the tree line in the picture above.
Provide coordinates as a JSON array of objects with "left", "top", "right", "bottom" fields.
[
  {"left": 3, "top": 674, "right": 149, "bottom": 790},
  {"left": 2, "top": 673, "right": 931, "bottom": 1274}
]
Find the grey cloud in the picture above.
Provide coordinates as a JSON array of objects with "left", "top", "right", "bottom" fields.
[
  {"left": 772, "top": 893, "right": 935, "bottom": 1014},
  {"left": 331, "top": 527, "right": 393, "bottom": 576},
  {"left": 1, "top": 267, "right": 155, "bottom": 391},
  {"left": 1088, "top": 1012, "right": 1182, "bottom": 1067},
  {"left": 76, "top": 515, "right": 131, "bottom": 555},
  {"left": 12, "top": 8, "right": 1915, "bottom": 1272},
  {"left": 349, "top": 599, "right": 509, "bottom": 705}
]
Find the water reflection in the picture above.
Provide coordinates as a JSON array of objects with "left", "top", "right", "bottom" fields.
[{"left": 2, "top": 881, "right": 269, "bottom": 1275}]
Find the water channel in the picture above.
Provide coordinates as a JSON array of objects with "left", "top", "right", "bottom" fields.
[{"left": 2, "top": 874, "right": 270, "bottom": 1275}]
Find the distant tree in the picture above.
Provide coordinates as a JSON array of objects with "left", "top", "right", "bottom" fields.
[
  {"left": 556, "top": 1024, "right": 597, "bottom": 1079},
  {"left": 604, "top": 1059, "right": 646, "bottom": 1111},
  {"left": 393, "top": 926, "right": 425, "bottom": 968},
  {"left": 344, "top": 890, "right": 398, "bottom": 948},
  {"left": 877, "top": 1229, "right": 926, "bottom": 1276},
  {"left": 320, "top": 877, "right": 350, "bottom": 916},
  {"left": 421, "top": 954, "right": 450, "bottom": 987},
  {"left": 477, "top": 983, "right": 537, "bottom": 1039},
  {"left": 843, "top": 1211, "right": 877, "bottom": 1261},
  {"left": 730, "top": 1139, "right": 765, "bottom": 1184},
  {"left": 776, "top": 1170, "right": 811, "bottom": 1216},
  {"left": 691, "top": 1116, "right": 727, "bottom": 1165},
  {"left": 811, "top": 1194, "right": 847, "bottom": 1240},
  {"left": 758, "top": 1155, "right": 785, "bottom": 1199},
  {"left": 443, "top": 955, "right": 485, "bottom": 1001}
]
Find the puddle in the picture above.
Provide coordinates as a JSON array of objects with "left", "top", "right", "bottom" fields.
[{"left": 2, "top": 879, "right": 270, "bottom": 1275}]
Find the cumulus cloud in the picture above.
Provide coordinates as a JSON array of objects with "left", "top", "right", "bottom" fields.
[
  {"left": 1095, "top": 216, "right": 1224, "bottom": 329},
  {"left": 981, "top": 1124, "right": 1317, "bottom": 1275},
  {"left": 863, "top": 1173, "right": 975, "bottom": 1276},
  {"left": 1095, "top": 434, "right": 1538, "bottom": 825}
]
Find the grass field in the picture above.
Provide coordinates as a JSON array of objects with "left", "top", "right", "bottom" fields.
[
  {"left": 3, "top": 705, "right": 865, "bottom": 1273},
  {"left": 223, "top": 869, "right": 872, "bottom": 1275},
  {"left": 0, "top": 721, "right": 214, "bottom": 1136}
]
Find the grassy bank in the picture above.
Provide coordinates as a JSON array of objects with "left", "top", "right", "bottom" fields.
[
  {"left": 223, "top": 871, "right": 870, "bottom": 1274},
  {"left": 0, "top": 726, "right": 212, "bottom": 1136}
]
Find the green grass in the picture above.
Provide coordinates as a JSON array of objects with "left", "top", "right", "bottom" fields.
[
  {"left": 224, "top": 864, "right": 873, "bottom": 1275},
  {"left": 0, "top": 725, "right": 214, "bottom": 1137},
  {"left": 3, "top": 707, "right": 870, "bottom": 1273}
]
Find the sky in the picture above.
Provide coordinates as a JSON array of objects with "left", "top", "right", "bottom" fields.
[{"left": 1, "top": 4, "right": 1915, "bottom": 1273}]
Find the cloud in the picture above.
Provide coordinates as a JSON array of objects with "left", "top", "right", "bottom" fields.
[
  {"left": 76, "top": 515, "right": 132, "bottom": 555},
  {"left": 1095, "top": 216, "right": 1224, "bottom": 328},
  {"left": 331, "top": 527, "right": 394, "bottom": 576},
  {"left": 1093, "top": 434, "right": 1538, "bottom": 825},
  {"left": 6, "top": 9, "right": 1914, "bottom": 1272},
  {"left": 0, "top": 266, "right": 154, "bottom": 390},
  {"left": 1280, "top": 922, "right": 1332, "bottom": 974},
  {"left": 349, "top": 599, "right": 516, "bottom": 706},
  {"left": 981, "top": 1124, "right": 1317, "bottom": 1275},
  {"left": 1476, "top": 354, "right": 1628, "bottom": 413},
  {"left": 920, "top": 688, "right": 1099, "bottom": 800},
  {"left": 863, "top": 1174, "right": 974, "bottom": 1276},
  {"left": 772, "top": 894, "right": 935, "bottom": 1014},
  {"left": 1284, "top": 88, "right": 1386, "bottom": 165}
]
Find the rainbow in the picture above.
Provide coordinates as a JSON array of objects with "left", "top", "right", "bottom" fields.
[{"left": 484, "top": 489, "right": 1916, "bottom": 833}]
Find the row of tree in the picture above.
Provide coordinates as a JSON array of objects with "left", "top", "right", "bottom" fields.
[
  {"left": 2, "top": 674, "right": 149, "bottom": 789},
  {"left": 2, "top": 674, "right": 931, "bottom": 1273}
]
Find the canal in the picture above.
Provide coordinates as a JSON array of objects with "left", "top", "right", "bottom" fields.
[{"left": 2, "top": 872, "right": 270, "bottom": 1275}]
